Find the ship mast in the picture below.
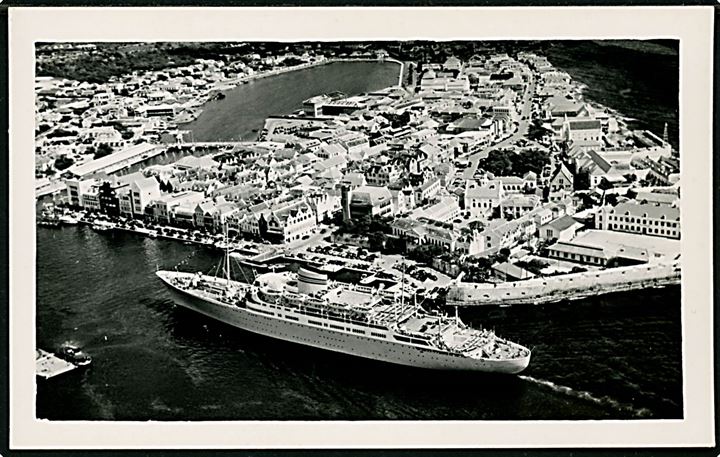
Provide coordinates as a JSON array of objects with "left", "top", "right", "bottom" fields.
[
  {"left": 400, "top": 261, "right": 405, "bottom": 319},
  {"left": 224, "top": 223, "right": 231, "bottom": 286}
]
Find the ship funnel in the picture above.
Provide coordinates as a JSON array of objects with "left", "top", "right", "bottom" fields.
[{"left": 297, "top": 267, "right": 328, "bottom": 295}]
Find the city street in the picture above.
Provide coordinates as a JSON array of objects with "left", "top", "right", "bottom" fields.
[{"left": 465, "top": 72, "right": 537, "bottom": 175}]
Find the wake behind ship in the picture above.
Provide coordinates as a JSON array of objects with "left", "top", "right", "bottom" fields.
[{"left": 156, "top": 259, "right": 531, "bottom": 373}]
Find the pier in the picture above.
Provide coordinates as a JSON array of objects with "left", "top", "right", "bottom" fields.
[{"left": 36, "top": 349, "right": 78, "bottom": 379}]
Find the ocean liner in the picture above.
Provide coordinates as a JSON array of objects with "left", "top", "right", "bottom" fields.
[{"left": 156, "top": 250, "right": 531, "bottom": 373}]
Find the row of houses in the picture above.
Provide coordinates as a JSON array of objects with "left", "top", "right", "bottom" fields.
[{"left": 65, "top": 171, "right": 340, "bottom": 243}]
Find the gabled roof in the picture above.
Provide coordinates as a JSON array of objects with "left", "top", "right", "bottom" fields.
[
  {"left": 551, "top": 164, "right": 574, "bottom": 183},
  {"left": 569, "top": 119, "right": 602, "bottom": 131},
  {"left": 610, "top": 201, "right": 680, "bottom": 221},
  {"left": 296, "top": 152, "right": 319, "bottom": 164},
  {"left": 318, "top": 167, "right": 343, "bottom": 180},
  {"left": 350, "top": 185, "right": 392, "bottom": 207},
  {"left": 295, "top": 175, "right": 314, "bottom": 186},
  {"left": 497, "top": 176, "right": 524, "bottom": 185},
  {"left": 465, "top": 181, "right": 503, "bottom": 200},
  {"left": 545, "top": 214, "right": 580, "bottom": 231},
  {"left": 196, "top": 200, "right": 217, "bottom": 214},
  {"left": 454, "top": 116, "right": 488, "bottom": 130},
  {"left": 271, "top": 202, "right": 312, "bottom": 222},
  {"left": 314, "top": 154, "right": 347, "bottom": 172},
  {"left": 586, "top": 150, "right": 612, "bottom": 173},
  {"left": 502, "top": 194, "right": 540, "bottom": 207},
  {"left": 492, "top": 261, "right": 536, "bottom": 279},
  {"left": 319, "top": 142, "right": 346, "bottom": 157},
  {"left": 174, "top": 155, "right": 219, "bottom": 170}
]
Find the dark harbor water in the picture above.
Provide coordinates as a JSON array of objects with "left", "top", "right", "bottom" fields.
[
  {"left": 542, "top": 40, "right": 680, "bottom": 150},
  {"left": 36, "top": 227, "right": 682, "bottom": 420},
  {"left": 182, "top": 61, "right": 402, "bottom": 142}
]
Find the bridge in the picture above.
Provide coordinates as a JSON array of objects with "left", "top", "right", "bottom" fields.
[{"left": 170, "top": 141, "right": 247, "bottom": 148}]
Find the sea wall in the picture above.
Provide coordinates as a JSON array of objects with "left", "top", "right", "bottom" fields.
[{"left": 447, "top": 261, "right": 681, "bottom": 306}]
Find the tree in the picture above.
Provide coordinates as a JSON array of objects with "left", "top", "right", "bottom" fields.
[
  {"left": 574, "top": 169, "right": 590, "bottom": 191},
  {"left": 407, "top": 244, "right": 444, "bottom": 265},
  {"left": 498, "top": 248, "right": 511, "bottom": 262},
  {"left": 367, "top": 231, "right": 387, "bottom": 251},
  {"left": 479, "top": 149, "right": 513, "bottom": 176},
  {"left": 478, "top": 148, "right": 550, "bottom": 178},
  {"left": 577, "top": 192, "right": 597, "bottom": 211},
  {"left": 54, "top": 156, "right": 74, "bottom": 171},
  {"left": 46, "top": 128, "right": 77, "bottom": 139},
  {"left": 598, "top": 177, "right": 614, "bottom": 192},
  {"left": 467, "top": 220, "right": 485, "bottom": 232},
  {"left": 384, "top": 236, "right": 407, "bottom": 255},
  {"left": 93, "top": 143, "right": 114, "bottom": 160},
  {"left": 606, "top": 257, "right": 643, "bottom": 268},
  {"left": 527, "top": 119, "right": 553, "bottom": 142},
  {"left": 512, "top": 149, "right": 551, "bottom": 177},
  {"left": 515, "top": 259, "right": 549, "bottom": 275}
]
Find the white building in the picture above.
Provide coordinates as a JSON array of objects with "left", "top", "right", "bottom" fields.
[
  {"left": 464, "top": 180, "right": 504, "bottom": 218},
  {"left": 596, "top": 201, "right": 681, "bottom": 239},
  {"left": 119, "top": 176, "right": 161, "bottom": 217}
]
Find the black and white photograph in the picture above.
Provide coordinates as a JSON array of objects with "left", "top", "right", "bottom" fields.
[{"left": 7, "top": 6, "right": 714, "bottom": 450}]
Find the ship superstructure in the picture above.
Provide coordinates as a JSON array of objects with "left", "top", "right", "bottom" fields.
[{"left": 156, "top": 248, "right": 531, "bottom": 373}]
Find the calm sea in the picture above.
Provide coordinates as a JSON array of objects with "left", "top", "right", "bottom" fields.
[{"left": 36, "top": 53, "right": 682, "bottom": 420}]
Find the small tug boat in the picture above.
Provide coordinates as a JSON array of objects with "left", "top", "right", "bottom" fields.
[{"left": 57, "top": 344, "right": 92, "bottom": 367}]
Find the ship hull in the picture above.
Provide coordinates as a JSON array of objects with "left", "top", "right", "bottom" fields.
[{"left": 157, "top": 272, "right": 530, "bottom": 373}]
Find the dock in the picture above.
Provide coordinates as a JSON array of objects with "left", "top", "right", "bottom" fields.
[{"left": 36, "top": 349, "right": 77, "bottom": 379}]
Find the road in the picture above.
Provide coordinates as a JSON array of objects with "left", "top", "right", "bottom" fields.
[
  {"left": 284, "top": 223, "right": 333, "bottom": 253},
  {"left": 463, "top": 71, "right": 537, "bottom": 177}
]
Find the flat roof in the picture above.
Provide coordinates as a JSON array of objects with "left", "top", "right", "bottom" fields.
[
  {"left": 571, "top": 229, "right": 680, "bottom": 259},
  {"left": 68, "top": 143, "right": 157, "bottom": 177}
]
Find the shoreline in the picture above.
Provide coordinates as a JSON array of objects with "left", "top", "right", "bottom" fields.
[
  {"left": 39, "top": 213, "right": 680, "bottom": 309},
  {"left": 176, "top": 57, "right": 404, "bottom": 133},
  {"left": 544, "top": 56, "right": 677, "bottom": 150},
  {"left": 42, "top": 213, "right": 276, "bottom": 258}
]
